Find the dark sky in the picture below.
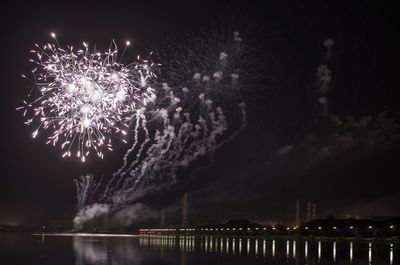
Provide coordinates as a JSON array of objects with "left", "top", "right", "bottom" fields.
[{"left": 0, "top": 0, "right": 397, "bottom": 227}]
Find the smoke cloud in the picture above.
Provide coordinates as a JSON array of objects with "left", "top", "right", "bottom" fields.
[{"left": 73, "top": 204, "right": 109, "bottom": 230}]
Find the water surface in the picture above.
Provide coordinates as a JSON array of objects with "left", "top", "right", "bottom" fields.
[{"left": 0, "top": 233, "right": 397, "bottom": 264}]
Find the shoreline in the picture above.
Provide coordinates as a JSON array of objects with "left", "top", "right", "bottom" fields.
[{"left": 1, "top": 231, "right": 399, "bottom": 242}]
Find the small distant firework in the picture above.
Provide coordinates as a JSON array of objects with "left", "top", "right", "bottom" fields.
[{"left": 18, "top": 33, "right": 158, "bottom": 162}]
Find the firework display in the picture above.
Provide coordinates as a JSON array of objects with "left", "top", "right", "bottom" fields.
[
  {"left": 18, "top": 33, "right": 158, "bottom": 162},
  {"left": 18, "top": 29, "right": 257, "bottom": 229}
]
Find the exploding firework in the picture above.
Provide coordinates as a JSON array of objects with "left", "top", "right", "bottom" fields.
[{"left": 18, "top": 33, "right": 158, "bottom": 162}]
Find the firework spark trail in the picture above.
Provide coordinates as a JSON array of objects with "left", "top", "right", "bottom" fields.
[
  {"left": 74, "top": 175, "right": 95, "bottom": 210},
  {"left": 18, "top": 34, "right": 159, "bottom": 162},
  {"left": 111, "top": 89, "right": 226, "bottom": 195},
  {"left": 73, "top": 30, "right": 257, "bottom": 229},
  {"left": 130, "top": 110, "right": 218, "bottom": 189},
  {"left": 105, "top": 105, "right": 228, "bottom": 206},
  {"left": 104, "top": 114, "right": 151, "bottom": 199},
  {"left": 102, "top": 111, "right": 144, "bottom": 198}
]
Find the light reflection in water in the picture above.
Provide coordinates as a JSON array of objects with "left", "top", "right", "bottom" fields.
[
  {"left": 292, "top": 240, "right": 296, "bottom": 258},
  {"left": 318, "top": 241, "right": 321, "bottom": 262},
  {"left": 74, "top": 236, "right": 141, "bottom": 265},
  {"left": 390, "top": 243, "right": 393, "bottom": 265},
  {"left": 350, "top": 242, "right": 354, "bottom": 263},
  {"left": 368, "top": 242, "right": 372, "bottom": 265},
  {"left": 333, "top": 241, "right": 336, "bottom": 262},
  {"left": 272, "top": 239, "right": 276, "bottom": 258},
  {"left": 263, "top": 239, "right": 266, "bottom": 257},
  {"left": 305, "top": 240, "right": 308, "bottom": 260},
  {"left": 286, "top": 240, "right": 289, "bottom": 259},
  {"left": 135, "top": 235, "right": 396, "bottom": 265}
]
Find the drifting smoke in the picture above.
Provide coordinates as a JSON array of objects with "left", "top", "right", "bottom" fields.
[
  {"left": 113, "top": 203, "right": 158, "bottom": 226},
  {"left": 278, "top": 38, "right": 336, "bottom": 155},
  {"left": 278, "top": 145, "right": 293, "bottom": 156},
  {"left": 316, "top": 38, "right": 334, "bottom": 117},
  {"left": 73, "top": 29, "right": 258, "bottom": 229},
  {"left": 73, "top": 203, "right": 109, "bottom": 230},
  {"left": 316, "top": 65, "right": 332, "bottom": 95},
  {"left": 323, "top": 38, "right": 334, "bottom": 60}
]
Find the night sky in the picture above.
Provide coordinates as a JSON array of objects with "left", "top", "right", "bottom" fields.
[{"left": 0, "top": 0, "right": 397, "bottom": 227}]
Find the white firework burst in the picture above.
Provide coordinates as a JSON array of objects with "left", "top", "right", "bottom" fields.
[{"left": 18, "top": 33, "right": 158, "bottom": 162}]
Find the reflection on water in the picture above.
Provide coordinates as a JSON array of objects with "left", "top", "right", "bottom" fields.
[
  {"left": 73, "top": 236, "right": 141, "bottom": 265},
  {"left": 369, "top": 242, "right": 372, "bottom": 265},
  {"left": 293, "top": 240, "right": 296, "bottom": 258},
  {"left": 333, "top": 241, "right": 336, "bottom": 262},
  {"left": 263, "top": 239, "right": 266, "bottom": 257},
  {"left": 136, "top": 235, "right": 395, "bottom": 265},
  {"left": 272, "top": 239, "right": 276, "bottom": 258},
  {"left": 305, "top": 240, "right": 308, "bottom": 260},
  {"left": 318, "top": 241, "right": 322, "bottom": 262},
  {"left": 286, "top": 240, "right": 290, "bottom": 259},
  {"left": 350, "top": 241, "right": 354, "bottom": 263},
  {"left": 5, "top": 233, "right": 394, "bottom": 265},
  {"left": 390, "top": 243, "right": 393, "bottom": 265}
]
